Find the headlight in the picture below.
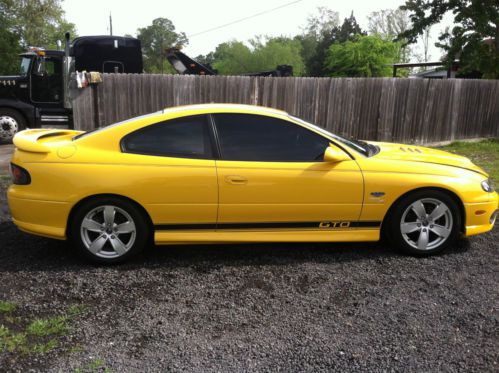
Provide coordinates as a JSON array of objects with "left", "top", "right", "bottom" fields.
[{"left": 481, "top": 179, "right": 495, "bottom": 193}]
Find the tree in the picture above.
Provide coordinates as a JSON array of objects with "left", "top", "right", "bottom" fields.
[
  {"left": 368, "top": 8, "right": 412, "bottom": 63},
  {"left": 308, "top": 11, "right": 366, "bottom": 76},
  {"left": 0, "top": 2, "right": 21, "bottom": 74},
  {"left": 137, "top": 18, "right": 188, "bottom": 74},
  {"left": 297, "top": 7, "right": 340, "bottom": 75},
  {"left": 1, "top": 0, "right": 77, "bottom": 49},
  {"left": 251, "top": 37, "right": 305, "bottom": 76},
  {"left": 325, "top": 35, "right": 401, "bottom": 77},
  {"left": 368, "top": 9, "right": 412, "bottom": 38},
  {"left": 399, "top": 0, "right": 499, "bottom": 79},
  {"left": 211, "top": 41, "right": 254, "bottom": 75},
  {"left": 211, "top": 37, "right": 305, "bottom": 76}
]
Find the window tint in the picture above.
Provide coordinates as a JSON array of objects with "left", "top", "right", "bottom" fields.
[
  {"left": 122, "top": 115, "right": 213, "bottom": 159},
  {"left": 213, "top": 113, "right": 330, "bottom": 162}
]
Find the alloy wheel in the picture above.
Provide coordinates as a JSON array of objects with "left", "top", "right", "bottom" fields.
[
  {"left": 400, "top": 198, "right": 453, "bottom": 251},
  {"left": 80, "top": 205, "right": 137, "bottom": 259}
]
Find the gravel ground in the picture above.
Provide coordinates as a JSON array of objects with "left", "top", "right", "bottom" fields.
[{"left": 0, "top": 220, "right": 498, "bottom": 372}]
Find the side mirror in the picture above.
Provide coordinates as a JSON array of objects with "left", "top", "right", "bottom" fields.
[{"left": 323, "top": 145, "right": 350, "bottom": 163}]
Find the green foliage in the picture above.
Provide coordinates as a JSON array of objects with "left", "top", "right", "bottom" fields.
[
  {"left": 399, "top": 0, "right": 499, "bottom": 79},
  {"left": 27, "top": 316, "right": 68, "bottom": 336},
  {"left": 0, "top": 301, "right": 17, "bottom": 313},
  {"left": 306, "top": 11, "right": 366, "bottom": 76},
  {"left": 0, "top": 8, "right": 21, "bottom": 75},
  {"left": 325, "top": 35, "right": 401, "bottom": 77},
  {"left": 0, "top": 302, "right": 86, "bottom": 355},
  {"left": 1, "top": 0, "right": 77, "bottom": 49},
  {"left": 136, "top": 18, "right": 188, "bottom": 74},
  {"left": 295, "top": 7, "right": 340, "bottom": 76},
  {"left": 74, "top": 358, "right": 113, "bottom": 373},
  {"left": 212, "top": 37, "right": 305, "bottom": 76}
]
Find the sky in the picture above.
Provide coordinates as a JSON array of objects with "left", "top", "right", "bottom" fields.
[{"left": 63, "top": 0, "right": 451, "bottom": 60}]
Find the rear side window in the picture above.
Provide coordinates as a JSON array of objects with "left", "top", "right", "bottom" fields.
[
  {"left": 121, "top": 115, "right": 213, "bottom": 159},
  {"left": 213, "top": 113, "right": 330, "bottom": 162}
]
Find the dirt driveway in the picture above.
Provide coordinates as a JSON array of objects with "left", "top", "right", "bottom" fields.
[{"left": 0, "top": 222, "right": 498, "bottom": 372}]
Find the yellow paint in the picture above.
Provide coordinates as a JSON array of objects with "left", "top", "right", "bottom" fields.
[{"left": 7, "top": 104, "right": 498, "bottom": 244}]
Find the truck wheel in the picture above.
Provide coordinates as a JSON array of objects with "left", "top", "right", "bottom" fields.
[{"left": 0, "top": 109, "right": 25, "bottom": 143}]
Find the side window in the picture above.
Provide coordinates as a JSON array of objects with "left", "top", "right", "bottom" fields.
[
  {"left": 122, "top": 115, "right": 213, "bottom": 159},
  {"left": 213, "top": 113, "right": 330, "bottom": 162}
]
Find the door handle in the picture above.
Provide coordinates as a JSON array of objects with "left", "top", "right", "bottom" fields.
[{"left": 225, "top": 175, "right": 247, "bottom": 185}]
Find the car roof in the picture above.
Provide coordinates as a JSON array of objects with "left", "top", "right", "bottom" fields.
[{"left": 162, "top": 103, "right": 287, "bottom": 116}]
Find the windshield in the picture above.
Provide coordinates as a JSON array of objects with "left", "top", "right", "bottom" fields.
[
  {"left": 20, "top": 57, "right": 32, "bottom": 75},
  {"left": 289, "top": 115, "right": 372, "bottom": 156}
]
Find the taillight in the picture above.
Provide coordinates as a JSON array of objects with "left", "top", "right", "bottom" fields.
[{"left": 10, "top": 163, "right": 31, "bottom": 185}]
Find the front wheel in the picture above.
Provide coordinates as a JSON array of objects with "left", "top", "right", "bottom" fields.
[
  {"left": 69, "top": 197, "right": 150, "bottom": 263},
  {"left": 387, "top": 190, "right": 461, "bottom": 256}
]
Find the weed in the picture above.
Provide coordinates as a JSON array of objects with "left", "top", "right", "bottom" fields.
[
  {"left": 0, "top": 302, "right": 89, "bottom": 356},
  {"left": 0, "top": 301, "right": 16, "bottom": 313},
  {"left": 27, "top": 316, "right": 68, "bottom": 337}
]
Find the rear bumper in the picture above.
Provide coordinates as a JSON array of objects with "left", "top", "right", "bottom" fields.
[
  {"left": 464, "top": 192, "right": 498, "bottom": 237},
  {"left": 8, "top": 193, "right": 69, "bottom": 240}
]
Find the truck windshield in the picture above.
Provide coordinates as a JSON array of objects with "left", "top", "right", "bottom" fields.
[{"left": 20, "top": 57, "right": 32, "bottom": 75}]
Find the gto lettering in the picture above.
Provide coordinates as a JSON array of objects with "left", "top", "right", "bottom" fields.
[{"left": 319, "top": 221, "right": 351, "bottom": 228}]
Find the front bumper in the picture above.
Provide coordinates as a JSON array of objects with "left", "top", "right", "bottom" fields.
[{"left": 464, "top": 191, "right": 498, "bottom": 236}]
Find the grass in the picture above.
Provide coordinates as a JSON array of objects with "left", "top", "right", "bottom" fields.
[
  {"left": 74, "top": 358, "right": 113, "bottom": 373},
  {"left": 436, "top": 139, "right": 499, "bottom": 182},
  {"left": 0, "top": 301, "right": 87, "bottom": 355},
  {"left": 0, "top": 301, "right": 16, "bottom": 313}
]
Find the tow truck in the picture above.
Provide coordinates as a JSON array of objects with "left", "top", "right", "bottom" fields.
[
  {"left": 166, "top": 47, "right": 293, "bottom": 77},
  {"left": 0, "top": 33, "right": 142, "bottom": 142}
]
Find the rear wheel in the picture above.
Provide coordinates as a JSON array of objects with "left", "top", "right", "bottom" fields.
[
  {"left": 388, "top": 190, "right": 461, "bottom": 256},
  {"left": 69, "top": 197, "right": 150, "bottom": 263},
  {"left": 0, "top": 108, "right": 25, "bottom": 143}
]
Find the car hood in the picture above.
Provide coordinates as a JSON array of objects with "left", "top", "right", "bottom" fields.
[{"left": 368, "top": 141, "right": 488, "bottom": 176}]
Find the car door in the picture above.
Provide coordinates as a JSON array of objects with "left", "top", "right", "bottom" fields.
[
  {"left": 120, "top": 114, "right": 218, "bottom": 227},
  {"left": 212, "top": 113, "right": 364, "bottom": 230}
]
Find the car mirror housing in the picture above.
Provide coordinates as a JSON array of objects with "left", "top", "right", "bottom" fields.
[{"left": 324, "top": 145, "right": 350, "bottom": 163}]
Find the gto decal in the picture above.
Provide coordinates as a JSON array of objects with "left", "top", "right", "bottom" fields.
[{"left": 319, "top": 221, "right": 351, "bottom": 229}]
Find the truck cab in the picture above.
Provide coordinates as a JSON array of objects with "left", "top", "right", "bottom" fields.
[
  {"left": 0, "top": 35, "right": 142, "bottom": 142},
  {"left": 0, "top": 49, "right": 69, "bottom": 142}
]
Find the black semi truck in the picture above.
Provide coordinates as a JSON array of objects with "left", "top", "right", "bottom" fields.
[{"left": 0, "top": 34, "right": 142, "bottom": 142}]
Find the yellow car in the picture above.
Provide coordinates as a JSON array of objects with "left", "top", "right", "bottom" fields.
[{"left": 7, "top": 104, "right": 498, "bottom": 263}]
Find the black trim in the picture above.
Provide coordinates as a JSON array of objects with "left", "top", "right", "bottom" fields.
[
  {"left": 154, "top": 221, "right": 381, "bottom": 231},
  {"left": 207, "top": 114, "right": 222, "bottom": 160}
]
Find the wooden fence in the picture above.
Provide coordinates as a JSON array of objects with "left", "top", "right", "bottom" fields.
[{"left": 72, "top": 74, "right": 499, "bottom": 144}]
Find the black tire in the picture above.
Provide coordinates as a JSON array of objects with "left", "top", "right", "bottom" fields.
[
  {"left": 0, "top": 108, "right": 26, "bottom": 143},
  {"left": 387, "top": 190, "right": 461, "bottom": 256},
  {"left": 69, "top": 196, "right": 150, "bottom": 264}
]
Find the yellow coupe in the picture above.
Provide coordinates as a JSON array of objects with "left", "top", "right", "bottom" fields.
[{"left": 8, "top": 104, "right": 498, "bottom": 263}]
